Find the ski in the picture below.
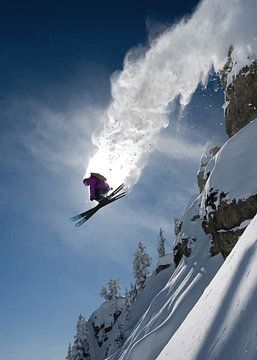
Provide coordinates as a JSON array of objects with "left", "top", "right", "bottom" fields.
[
  {"left": 69, "top": 184, "right": 124, "bottom": 222},
  {"left": 69, "top": 184, "right": 125, "bottom": 225},
  {"left": 74, "top": 192, "right": 126, "bottom": 227}
]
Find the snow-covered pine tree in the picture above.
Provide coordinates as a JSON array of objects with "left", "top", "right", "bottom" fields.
[
  {"left": 99, "top": 278, "right": 122, "bottom": 322},
  {"left": 99, "top": 279, "right": 120, "bottom": 302},
  {"left": 115, "top": 321, "right": 125, "bottom": 348},
  {"left": 99, "top": 286, "right": 110, "bottom": 301},
  {"left": 66, "top": 343, "right": 73, "bottom": 360},
  {"left": 133, "top": 242, "right": 152, "bottom": 289},
  {"left": 72, "top": 314, "right": 90, "bottom": 360},
  {"left": 124, "top": 283, "right": 137, "bottom": 320},
  {"left": 124, "top": 286, "right": 131, "bottom": 320},
  {"left": 99, "top": 278, "right": 123, "bottom": 354},
  {"left": 109, "top": 279, "right": 121, "bottom": 316},
  {"left": 130, "top": 283, "right": 137, "bottom": 303},
  {"left": 157, "top": 228, "right": 166, "bottom": 257},
  {"left": 108, "top": 279, "right": 120, "bottom": 300}
]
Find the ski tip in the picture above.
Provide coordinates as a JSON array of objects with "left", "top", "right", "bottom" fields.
[{"left": 75, "top": 218, "right": 87, "bottom": 227}]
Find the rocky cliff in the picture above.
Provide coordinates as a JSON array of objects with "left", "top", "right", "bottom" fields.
[
  {"left": 220, "top": 46, "right": 257, "bottom": 138},
  {"left": 200, "top": 120, "right": 257, "bottom": 258},
  {"left": 199, "top": 49, "right": 257, "bottom": 258}
]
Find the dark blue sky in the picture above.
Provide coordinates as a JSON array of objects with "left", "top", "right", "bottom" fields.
[
  {"left": 0, "top": 1, "right": 228, "bottom": 359},
  {"left": 0, "top": 1, "right": 200, "bottom": 100}
]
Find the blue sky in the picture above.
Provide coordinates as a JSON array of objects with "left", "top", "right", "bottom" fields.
[{"left": 0, "top": 1, "right": 228, "bottom": 359}]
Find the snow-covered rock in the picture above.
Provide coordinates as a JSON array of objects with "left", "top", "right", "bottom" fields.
[
  {"left": 201, "top": 119, "right": 257, "bottom": 257},
  {"left": 156, "top": 253, "right": 173, "bottom": 273},
  {"left": 197, "top": 141, "right": 220, "bottom": 193},
  {"left": 220, "top": 46, "right": 257, "bottom": 137},
  {"left": 87, "top": 298, "right": 125, "bottom": 359}
]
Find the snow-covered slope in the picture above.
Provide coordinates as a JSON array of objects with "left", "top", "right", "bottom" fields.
[
  {"left": 113, "top": 120, "right": 257, "bottom": 360},
  {"left": 67, "top": 106, "right": 257, "bottom": 360},
  {"left": 202, "top": 118, "right": 257, "bottom": 206},
  {"left": 110, "top": 195, "right": 223, "bottom": 360},
  {"left": 86, "top": 267, "right": 174, "bottom": 360},
  {"left": 157, "top": 213, "right": 257, "bottom": 360}
]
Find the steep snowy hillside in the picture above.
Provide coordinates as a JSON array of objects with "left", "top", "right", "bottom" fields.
[
  {"left": 86, "top": 269, "right": 174, "bottom": 360},
  {"left": 119, "top": 119, "right": 257, "bottom": 360},
  {"left": 109, "top": 121, "right": 257, "bottom": 360},
  {"left": 111, "top": 195, "right": 223, "bottom": 360},
  {"left": 157, "top": 213, "right": 257, "bottom": 360},
  {"left": 66, "top": 48, "right": 257, "bottom": 360},
  {"left": 66, "top": 121, "right": 257, "bottom": 360}
]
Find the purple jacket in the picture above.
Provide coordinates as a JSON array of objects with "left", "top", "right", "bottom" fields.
[{"left": 83, "top": 175, "right": 110, "bottom": 199}]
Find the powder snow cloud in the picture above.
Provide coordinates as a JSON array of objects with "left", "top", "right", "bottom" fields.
[{"left": 86, "top": 0, "right": 257, "bottom": 189}]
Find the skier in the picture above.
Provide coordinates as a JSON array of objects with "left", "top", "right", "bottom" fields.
[
  {"left": 71, "top": 181, "right": 125, "bottom": 226},
  {"left": 83, "top": 172, "right": 111, "bottom": 202}
]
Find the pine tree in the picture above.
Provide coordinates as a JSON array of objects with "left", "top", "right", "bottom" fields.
[
  {"left": 66, "top": 343, "right": 73, "bottom": 360},
  {"left": 99, "top": 278, "right": 122, "bottom": 321},
  {"left": 130, "top": 283, "right": 137, "bottom": 303},
  {"left": 133, "top": 242, "right": 152, "bottom": 289},
  {"left": 124, "top": 286, "right": 131, "bottom": 320},
  {"left": 99, "top": 286, "right": 110, "bottom": 301},
  {"left": 72, "top": 314, "right": 90, "bottom": 360},
  {"left": 108, "top": 279, "right": 121, "bottom": 302},
  {"left": 99, "top": 279, "right": 121, "bottom": 302},
  {"left": 157, "top": 228, "right": 166, "bottom": 257},
  {"left": 124, "top": 283, "right": 137, "bottom": 320},
  {"left": 115, "top": 321, "right": 125, "bottom": 348}
]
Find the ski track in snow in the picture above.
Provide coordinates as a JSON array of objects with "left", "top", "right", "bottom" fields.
[
  {"left": 110, "top": 121, "right": 257, "bottom": 360},
  {"left": 157, "top": 214, "right": 257, "bottom": 360},
  {"left": 108, "top": 195, "right": 223, "bottom": 360}
]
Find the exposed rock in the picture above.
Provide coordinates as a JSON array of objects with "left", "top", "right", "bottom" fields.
[
  {"left": 156, "top": 264, "right": 171, "bottom": 273},
  {"left": 174, "top": 217, "right": 183, "bottom": 236},
  {"left": 200, "top": 118, "right": 257, "bottom": 258},
  {"left": 202, "top": 192, "right": 257, "bottom": 258},
  {"left": 173, "top": 238, "right": 191, "bottom": 267},
  {"left": 220, "top": 47, "right": 257, "bottom": 137},
  {"left": 173, "top": 195, "right": 203, "bottom": 267}
]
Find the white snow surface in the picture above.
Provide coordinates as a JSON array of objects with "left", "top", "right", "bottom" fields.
[
  {"left": 80, "top": 118, "right": 257, "bottom": 360},
  {"left": 202, "top": 118, "right": 257, "bottom": 208},
  {"left": 109, "top": 195, "right": 223, "bottom": 360},
  {"left": 226, "top": 47, "right": 256, "bottom": 88},
  {"left": 197, "top": 141, "right": 220, "bottom": 175},
  {"left": 156, "top": 253, "right": 173, "bottom": 268},
  {"left": 157, "top": 213, "right": 257, "bottom": 360},
  {"left": 87, "top": 269, "right": 174, "bottom": 360}
]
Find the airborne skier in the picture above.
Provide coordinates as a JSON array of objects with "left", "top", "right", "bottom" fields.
[
  {"left": 83, "top": 172, "right": 111, "bottom": 202},
  {"left": 70, "top": 173, "right": 126, "bottom": 226}
]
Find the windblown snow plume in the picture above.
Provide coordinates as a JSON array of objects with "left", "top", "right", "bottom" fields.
[{"left": 86, "top": 0, "right": 257, "bottom": 188}]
